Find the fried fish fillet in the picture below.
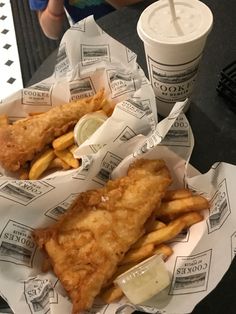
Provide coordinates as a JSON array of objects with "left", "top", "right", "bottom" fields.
[
  {"left": 0, "top": 90, "right": 105, "bottom": 172},
  {"left": 33, "top": 159, "right": 172, "bottom": 313}
]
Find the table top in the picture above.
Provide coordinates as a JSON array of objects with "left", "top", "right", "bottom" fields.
[{"left": 18, "top": 0, "right": 236, "bottom": 313}]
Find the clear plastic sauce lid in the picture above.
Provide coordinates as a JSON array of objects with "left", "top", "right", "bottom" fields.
[
  {"left": 74, "top": 111, "right": 107, "bottom": 146},
  {"left": 114, "top": 254, "right": 170, "bottom": 304}
]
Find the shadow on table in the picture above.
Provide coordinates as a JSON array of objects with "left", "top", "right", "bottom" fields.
[
  {"left": 192, "top": 257, "right": 236, "bottom": 314},
  {"left": 186, "top": 100, "right": 236, "bottom": 174}
]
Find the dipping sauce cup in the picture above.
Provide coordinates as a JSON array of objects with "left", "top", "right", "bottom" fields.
[
  {"left": 137, "top": 0, "right": 213, "bottom": 117},
  {"left": 114, "top": 254, "right": 170, "bottom": 304}
]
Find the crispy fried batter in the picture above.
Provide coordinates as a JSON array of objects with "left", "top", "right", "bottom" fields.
[
  {"left": 33, "top": 159, "right": 172, "bottom": 313},
  {"left": 0, "top": 90, "right": 105, "bottom": 171}
]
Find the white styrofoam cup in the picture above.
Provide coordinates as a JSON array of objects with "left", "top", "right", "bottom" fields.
[{"left": 137, "top": 0, "right": 213, "bottom": 116}]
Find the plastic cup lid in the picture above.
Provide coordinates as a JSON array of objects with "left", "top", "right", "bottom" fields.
[
  {"left": 74, "top": 111, "right": 107, "bottom": 145},
  {"left": 137, "top": 0, "right": 213, "bottom": 46}
]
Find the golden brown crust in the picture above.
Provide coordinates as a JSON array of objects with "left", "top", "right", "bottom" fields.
[
  {"left": 0, "top": 90, "right": 105, "bottom": 172},
  {"left": 33, "top": 159, "right": 172, "bottom": 313}
]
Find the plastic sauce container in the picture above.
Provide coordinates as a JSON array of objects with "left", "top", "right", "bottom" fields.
[
  {"left": 114, "top": 254, "right": 170, "bottom": 304},
  {"left": 74, "top": 111, "right": 107, "bottom": 145}
]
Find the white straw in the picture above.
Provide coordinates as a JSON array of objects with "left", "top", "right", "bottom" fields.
[{"left": 168, "top": 0, "right": 177, "bottom": 21}]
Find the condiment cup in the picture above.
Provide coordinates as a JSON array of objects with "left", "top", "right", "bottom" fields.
[{"left": 114, "top": 254, "right": 170, "bottom": 304}]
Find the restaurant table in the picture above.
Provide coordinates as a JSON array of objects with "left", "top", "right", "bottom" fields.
[{"left": 1, "top": 0, "right": 236, "bottom": 313}]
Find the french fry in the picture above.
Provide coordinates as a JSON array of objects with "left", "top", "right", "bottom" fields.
[
  {"left": 156, "top": 195, "right": 209, "bottom": 220},
  {"left": 144, "top": 212, "right": 156, "bottom": 232},
  {"left": 120, "top": 243, "right": 154, "bottom": 265},
  {"left": 145, "top": 219, "right": 166, "bottom": 233},
  {"left": 52, "top": 131, "right": 75, "bottom": 151},
  {"left": 133, "top": 219, "right": 185, "bottom": 249},
  {"left": 154, "top": 244, "right": 173, "bottom": 260},
  {"left": 99, "top": 285, "right": 123, "bottom": 304},
  {"left": 163, "top": 189, "right": 193, "bottom": 201},
  {"left": 54, "top": 149, "right": 79, "bottom": 169},
  {"left": 100, "top": 99, "right": 114, "bottom": 117},
  {"left": 48, "top": 157, "right": 71, "bottom": 170},
  {"left": 69, "top": 144, "right": 78, "bottom": 155},
  {"left": 28, "top": 112, "right": 44, "bottom": 116},
  {"left": 30, "top": 146, "right": 51, "bottom": 167},
  {"left": 176, "top": 211, "right": 204, "bottom": 229},
  {"left": 0, "top": 114, "right": 9, "bottom": 127},
  {"left": 29, "top": 149, "right": 55, "bottom": 180}
]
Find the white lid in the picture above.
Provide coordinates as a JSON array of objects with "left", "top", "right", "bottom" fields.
[
  {"left": 137, "top": 0, "right": 213, "bottom": 45},
  {"left": 114, "top": 254, "right": 170, "bottom": 304},
  {"left": 74, "top": 111, "right": 107, "bottom": 145}
]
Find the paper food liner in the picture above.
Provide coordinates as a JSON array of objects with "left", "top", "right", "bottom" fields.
[{"left": 0, "top": 16, "right": 236, "bottom": 314}]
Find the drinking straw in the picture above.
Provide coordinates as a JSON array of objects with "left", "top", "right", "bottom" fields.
[{"left": 168, "top": 0, "right": 177, "bottom": 21}]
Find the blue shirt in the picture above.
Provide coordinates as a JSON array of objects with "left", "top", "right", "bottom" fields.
[{"left": 29, "top": 0, "right": 115, "bottom": 23}]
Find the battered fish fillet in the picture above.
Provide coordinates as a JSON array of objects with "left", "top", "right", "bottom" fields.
[
  {"left": 0, "top": 90, "right": 105, "bottom": 172},
  {"left": 33, "top": 159, "right": 172, "bottom": 313}
]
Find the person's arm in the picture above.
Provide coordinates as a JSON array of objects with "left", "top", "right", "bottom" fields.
[
  {"left": 106, "top": 0, "right": 143, "bottom": 9},
  {"left": 38, "top": 0, "right": 65, "bottom": 40}
]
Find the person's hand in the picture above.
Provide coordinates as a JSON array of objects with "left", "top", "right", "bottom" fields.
[
  {"left": 38, "top": 0, "right": 66, "bottom": 39},
  {"left": 47, "top": 0, "right": 65, "bottom": 16}
]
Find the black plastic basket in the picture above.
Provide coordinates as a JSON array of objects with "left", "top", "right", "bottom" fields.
[{"left": 217, "top": 60, "right": 236, "bottom": 112}]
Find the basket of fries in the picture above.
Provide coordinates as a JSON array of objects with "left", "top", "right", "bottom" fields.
[{"left": 0, "top": 16, "right": 236, "bottom": 314}]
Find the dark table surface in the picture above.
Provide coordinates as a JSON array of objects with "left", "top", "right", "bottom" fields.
[{"left": 2, "top": 0, "right": 236, "bottom": 313}]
